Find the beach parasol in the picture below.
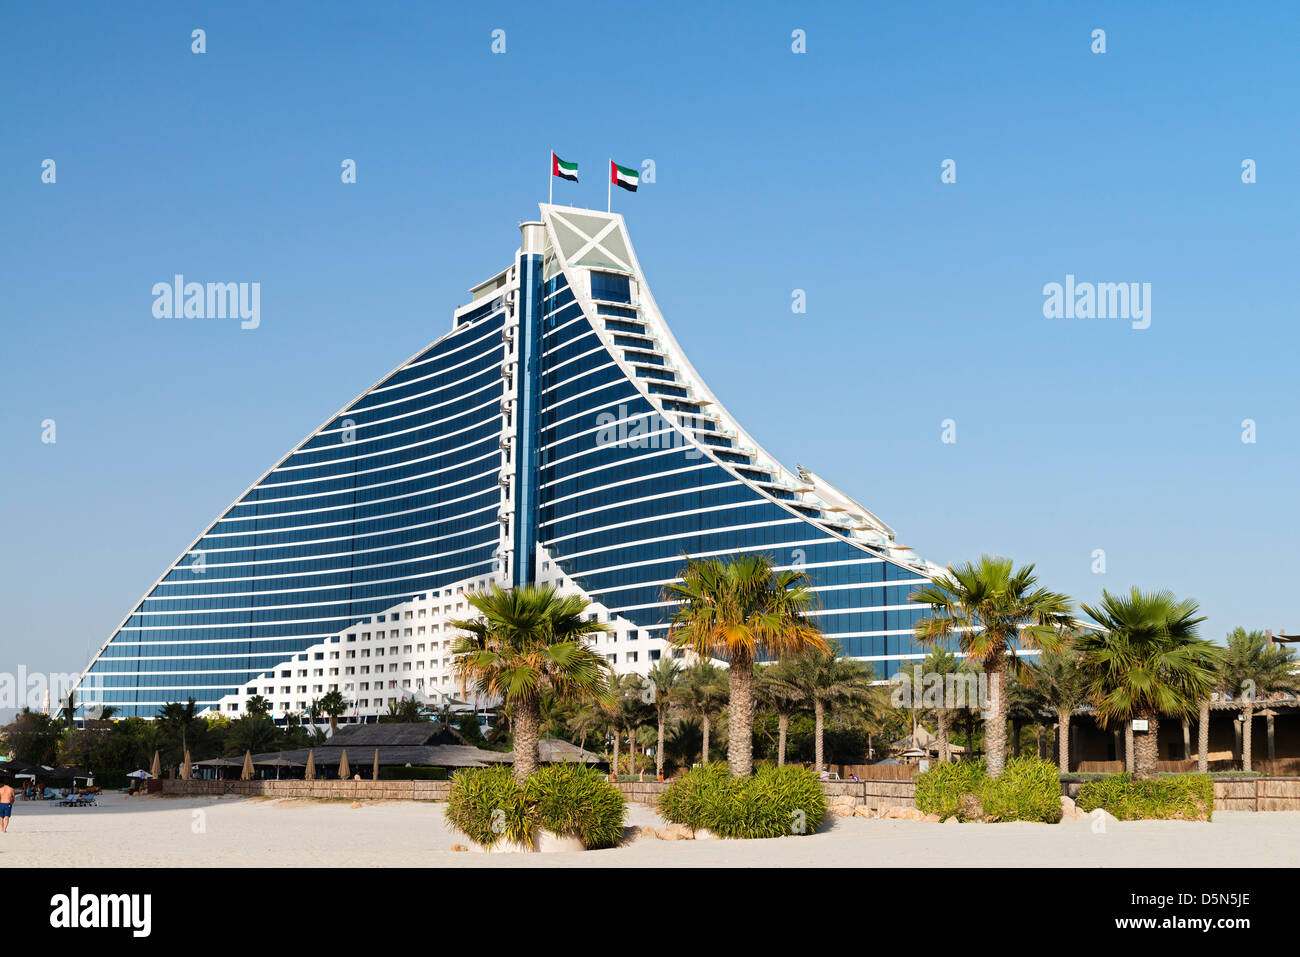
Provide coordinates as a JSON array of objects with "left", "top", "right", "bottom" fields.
[
  {"left": 150, "top": 750, "right": 161, "bottom": 778},
  {"left": 240, "top": 750, "right": 254, "bottom": 781},
  {"left": 338, "top": 750, "right": 350, "bottom": 779},
  {"left": 304, "top": 749, "right": 315, "bottom": 779},
  {"left": 372, "top": 749, "right": 379, "bottom": 780},
  {"left": 181, "top": 749, "right": 192, "bottom": 780}
]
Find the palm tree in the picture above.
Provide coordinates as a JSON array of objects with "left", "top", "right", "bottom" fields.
[
  {"left": 665, "top": 554, "right": 825, "bottom": 777},
  {"left": 566, "top": 700, "right": 610, "bottom": 758},
  {"left": 669, "top": 661, "right": 728, "bottom": 764},
  {"left": 450, "top": 584, "right": 613, "bottom": 781},
  {"left": 916, "top": 648, "right": 967, "bottom": 763},
  {"left": 1076, "top": 588, "right": 1222, "bottom": 780},
  {"left": 612, "top": 675, "right": 654, "bottom": 776},
  {"left": 755, "top": 659, "right": 804, "bottom": 766},
  {"left": 911, "top": 555, "right": 1073, "bottom": 779},
  {"left": 1218, "top": 627, "right": 1299, "bottom": 772},
  {"left": 1024, "top": 644, "right": 1088, "bottom": 773},
  {"left": 318, "top": 690, "right": 348, "bottom": 733},
  {"left": 645, "top": 658, "right": 682, "bottom": 779},
  {"left": 771, "top": 647, "right": 875, "bottom": 770},
  {"left": 59, "top": 690, "right": 78, "bottom": 734},
  {"left": 157, "top": 698, "right": 202, "bottom": 759}
]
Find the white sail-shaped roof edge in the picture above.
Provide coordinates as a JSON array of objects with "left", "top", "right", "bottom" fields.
[{"left": 537, "top": 203, "right": 938, "bottom": 579}]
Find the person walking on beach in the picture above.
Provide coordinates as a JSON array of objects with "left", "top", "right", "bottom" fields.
[{"left": 0, "top": 782, "right": 14, "bottom": 833}]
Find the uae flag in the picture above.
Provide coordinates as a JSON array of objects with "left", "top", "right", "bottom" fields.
[
  {"left": 552, "top": 153, "right": 579, "bottom": 182},
  {"left": 611, "top": 161, "right": 639, "bottom": 192}
]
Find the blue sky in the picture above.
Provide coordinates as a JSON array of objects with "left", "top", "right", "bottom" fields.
[{"left": 2, "top": 0, "right": 1297, "bottom": 685}]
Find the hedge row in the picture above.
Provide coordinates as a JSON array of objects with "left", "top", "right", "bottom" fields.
[
  {"left": 658, "top": 762, "right": 826, "bottom": 839},
  {"left": 1076, "top": 773, "right": 1213, "bottom": 821},
  {"left": 445, "top": 764, "right": 626, "bottom": 849},
  {"left": 915, "top": 757, "right": 1062, "bottom": 823}
]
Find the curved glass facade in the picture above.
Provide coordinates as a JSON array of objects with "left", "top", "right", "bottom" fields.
[
  {"left": 79, "top": 312, "right": 506, "bottom": 716},
  {"left": 78, "top": 205, "right": 940, "bottom": 717}
]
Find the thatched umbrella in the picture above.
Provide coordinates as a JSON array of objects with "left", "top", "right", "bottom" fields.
[
  {"left": 304, "top": 749, "right": 316, "bottom": 780},
  {"left": 181, "top": 749, "right": 192, "bottom": 781},
  {"left": 338, "top": 750, "right": 350, "bottom": 779},
  {"left": 372, "top": 749, "right": 380, "bottom": 781},
  {"left": 150, "top": 750, "right": 161, "bottom": 778},
  {"left": 240, "top": 750, "right": 254, "bottom": 781}
]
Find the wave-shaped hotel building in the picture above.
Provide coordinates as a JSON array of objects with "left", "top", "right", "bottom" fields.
[{"left": 75, "top": 206, "right": 943, "bottom": 720}]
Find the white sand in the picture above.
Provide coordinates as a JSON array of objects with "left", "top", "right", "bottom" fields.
[{"left": 2, "top": 793, "right": 1297, "bottom": 867}]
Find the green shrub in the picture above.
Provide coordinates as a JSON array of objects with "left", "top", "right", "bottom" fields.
[
  {"left": 1076, "top": 773, "right": 1213, "bottom": 821},
  {"left": 525, "top": 763, "right": 627, "bottom": 849},
  {"left": 914, "top": 760, "right": 986, "bottom": 820},
  {"left": 915, "top": 757, "right": 1062, "bottom": 823},
  {"left": 444, "top": 765, "right": 532, "bottom": 848},
  {"left": 445, "top": 764, "right": 627, "bottom": 849},
  {"left": 658, "top": 762, "right": 825, "bottom": 839}
]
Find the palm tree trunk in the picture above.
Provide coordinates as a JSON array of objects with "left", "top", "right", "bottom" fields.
[
  {"left": 813, "top": 699, "right": 825, "bottom": 770},
  {"left": 656, "top": 713, "right": 666, "bottom": 780},
  {"left": 777, "top": 713, "right": 789, "bottom": 767},
  {"left": 611, "top": 730, "right": 620, "bottom": 778},
  {"left": 1243, "top": 702, "right": 1254, "bottom": 772},
  {"left": 1057, "top": 708, "right": 1071, "bottom": 773},
  {"left": 728, "top": 652, "right": 755, "bottom": 777},
  {"left": 984, "top": 655, "right": 1009, "bottom": 778},
  {"left": 1125, "top": 721, "right": 1135, "bottom": 773},
  {"left": 1197, "top": 699, "right": 1209, "bottom": 773},
  {"left": 1133, "top": 713, "right": 1160, "bottom": 780},
  {"left": 936, "top": 709, "right": 951, "bottom": 763},
  {"left": 701, "top": 714, "right": 710, "bottom": 764},
  {"left": 513, "top": 699, "right": 541, "bottom": 781},
  {"left": 627, "top": 730, "right": 636, "bottom": 776}
]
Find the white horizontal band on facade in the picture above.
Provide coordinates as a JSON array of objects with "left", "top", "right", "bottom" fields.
[
  {"left": 194, "top": 470, "right": 501, "bottom": 543},
  {"left": 345, "top": 335, "right": 504, "bottom": 412},
  {"left": 539, "top": 380, "right": 641, "bottom": 435},
  {"left": 207, "top": 456, "right": 501, "bottom": 528},
  {"left": 265, "top": 392, "right": 503, "bottom": 477},
  {"left": 142, "top": 553, "right": 497, "bottom": 614},
  {"left": 365, "top": 322, "right": 503, "bottom": 392},
  {"left": 297, "top": 377, "right": 499, "bottom": 447},
  {"left": 234, "top": 427, "right": 503, "bottom": 505}
]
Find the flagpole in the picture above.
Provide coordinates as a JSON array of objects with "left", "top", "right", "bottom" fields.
[
  {"left": 607, "top": 159, "right": 612, "bottom": 213},
  {"left": 548, "top": 150, "right": 553, "bottom": 205}
]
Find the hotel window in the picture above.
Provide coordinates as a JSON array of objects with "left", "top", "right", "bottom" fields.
[
  {"left": 627, "top": 652, "right": 638, "bottom": 663},
  {"left": 628, "top": 630, "right": 638, "bottom": 641},
  {"left": 590, "top": 271, "right": 631, "bottom": 303}
]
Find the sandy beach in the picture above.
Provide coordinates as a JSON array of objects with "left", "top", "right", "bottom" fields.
[{"left": 1, "top": 793, "right": 1297, "bottom": 867}]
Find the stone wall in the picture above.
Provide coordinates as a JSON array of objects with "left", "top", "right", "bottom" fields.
[
  {"left": 162, "top": 774, "right": 1300, "bottom": 812},
  {"left": 162, "top": 778, "right": 450, "bottom": 801}
]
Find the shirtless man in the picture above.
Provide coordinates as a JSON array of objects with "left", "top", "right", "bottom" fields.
[{"left": 0, "top": 782, "right": 14, "bottom": 833}]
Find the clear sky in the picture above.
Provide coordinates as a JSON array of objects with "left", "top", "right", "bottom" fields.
[{"left": 2, "top": 1, "right": 1297, "bottom": 691}]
